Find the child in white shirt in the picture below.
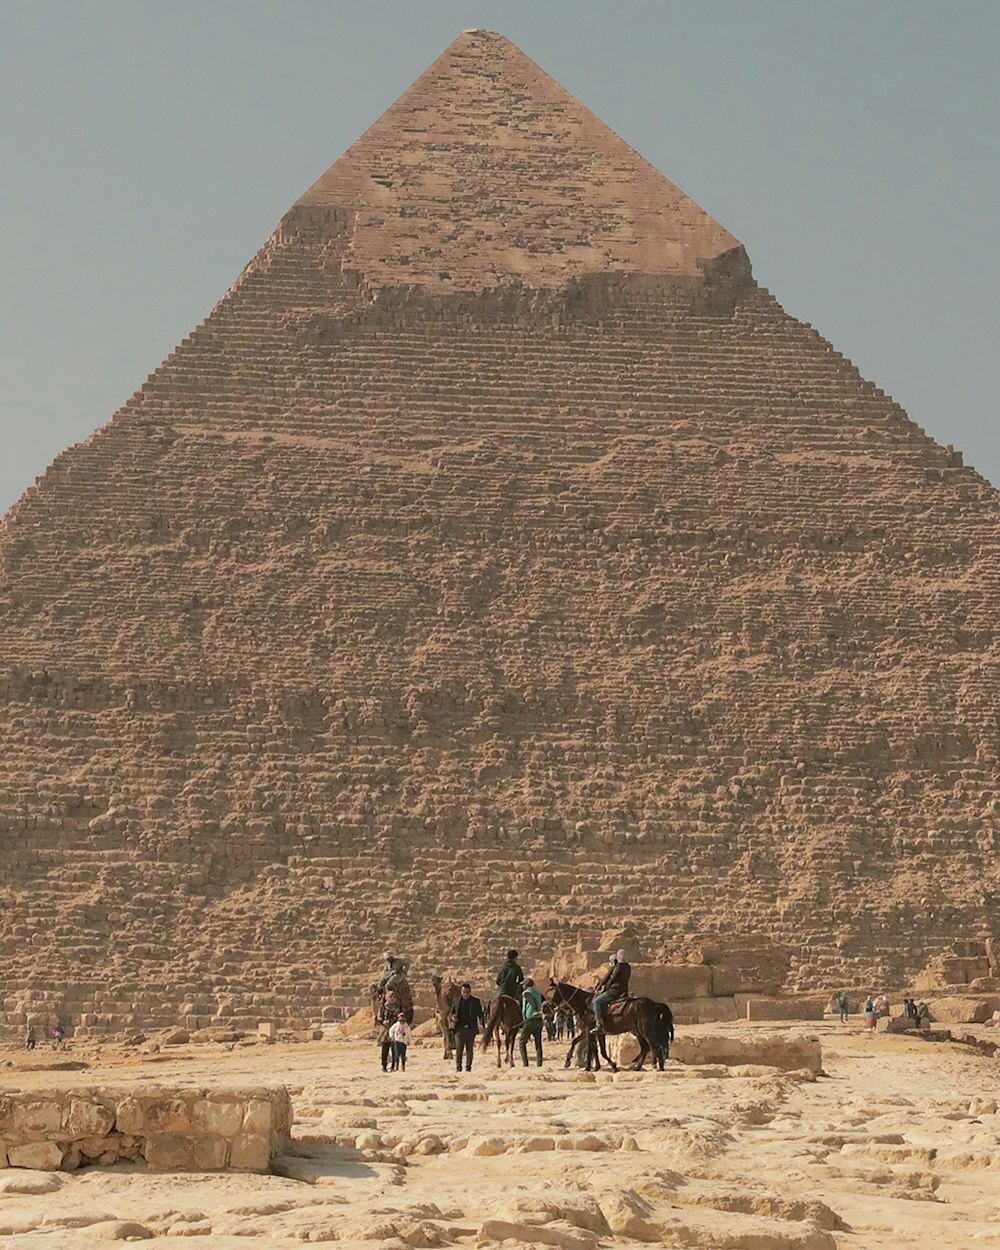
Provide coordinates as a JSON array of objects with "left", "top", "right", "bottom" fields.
[{"left": 389, "top": 1013, "right": 411, "bottom": 1071}]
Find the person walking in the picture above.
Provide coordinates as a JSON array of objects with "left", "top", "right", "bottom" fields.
[
  {"left": 451, "top": 982, "right": 485, "bottom": 1072},
  {"left": 519, "top": 978, "right": 545, "bottom": 1067},
  {"left": 24, "top": 1025, "right": 36, "bottom": 1051},
  {"left": 389, "top": 1013, "right": 411, "bottom": 1072},
  {"left": 836, "top": 991, "right": 849, "bottom": 1023}
]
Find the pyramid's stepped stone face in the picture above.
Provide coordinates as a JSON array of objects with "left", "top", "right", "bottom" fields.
[{"left": 0, "top": 31, "right": 998, "bottom": 1034}]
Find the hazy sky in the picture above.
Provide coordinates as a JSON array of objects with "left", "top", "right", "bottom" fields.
[{"left": 1, "top": 1, "right": 997, "bottom": 513}]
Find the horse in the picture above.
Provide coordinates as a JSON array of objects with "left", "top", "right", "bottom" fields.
[
  {"left": 480, "top": 994, "right": 522, "bottom": 1067},
  {"left": 548, "top": 979, "right": 673, "bottom": 1072},
  {"left": 431, "top": 975, "right": 462, "bottom": 1060}
]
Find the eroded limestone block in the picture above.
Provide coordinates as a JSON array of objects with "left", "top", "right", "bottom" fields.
[
  {"left": 670, "top": 996, "right": 739, "bottom": 1025},
  {"left": 671, "top": 1032, "right": 822, "bottom": 1073},
  {"left": 114, "top": 1097, "right": 144, "bottom": 1135},
  {"left": 599, "top": 1190, "right": 658, "bottom": 1240},
  {"left": 741, "top": 996, "right": 826, "bottom": 1021},
  {"left": 142, "top": 1097, "right": 194, "bottom": 1134},
  {"left": 11, "top": 1100, "right": 62, "bottom": 1138},
  {"left": 229, "top": 1133, "right": 271, "bottom": 1171},
  {"left": 81, "top": 1221, "right": 154, "bottom": 1241},
  {"left": 243, "top": 1098, "right": 273, "bottom": 1133},
  {"left": 927, "top": 996, "right": 1000, "bottom": 1025},
  {"left": 7, "top": 1141, "right": 64, "bottom": 1171},
  {"left": 145, "top": 1133, "right": 228, "bottom": 1171},
  {"left": 630, "top": 964, "right": 712, "bottom": 1000},
  {"left": 65, "top": 1098, "right": 115, "bottom": 1139},
  {"left": 191, "top": 1098, "right": 243, "bottom": 1137}
]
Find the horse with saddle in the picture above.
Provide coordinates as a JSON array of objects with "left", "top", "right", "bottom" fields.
[{"left": 548, "top": 951, "right": 674, "bottom": 1072}]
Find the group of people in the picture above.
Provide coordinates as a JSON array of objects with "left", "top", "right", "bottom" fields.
[
  {"left": 372, "top": 945, "right": 635, "bottom": 1074},
  {"left": 375, "top": 949, "right": 414, "bottom": 1071},
  {"left": 834, "top": 991, "right": 932, "bottom": 1030},
  {"left": 24, "top": 1024, "right": 63, "bottom": 1050}
]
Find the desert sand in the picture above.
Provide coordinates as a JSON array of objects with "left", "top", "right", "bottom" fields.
[{"left": 1, "top": 1021, "right": 999, "bottom": 1248}]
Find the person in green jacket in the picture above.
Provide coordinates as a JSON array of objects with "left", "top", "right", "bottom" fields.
[
  {"left": 496, "top": 949, "right": 524, "bottom": 1000},
  {"left": 519, "top": 978, "right": 545, "bottom": 1067}
]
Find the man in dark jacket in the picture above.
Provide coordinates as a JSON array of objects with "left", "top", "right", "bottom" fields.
[
  {"left": 495, "top": 949, "right": 524, "bottom": 1000},
  {"left": 451, "top": 982, "right": 485, "bottom": 1072},
  {"left": 592, "top": 949, "right": 631, "bottom": 1033}
]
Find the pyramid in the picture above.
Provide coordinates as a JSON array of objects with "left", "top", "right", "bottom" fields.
[{"left": 2, "top": 30, "right": 998, "bottom": 1035}]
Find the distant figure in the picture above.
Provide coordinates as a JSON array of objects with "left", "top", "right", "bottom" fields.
[
  {"left": 836, "top": 991, "right": 849, "bottom": 1023},
  {"left": 24, "top": 1025, "right": 36, "bottom": 1051},
  {"left": 389, "top": 1013, "right": 411, "bottom": 1071},
  {"left": 902, "top": 997, "right": 918, "bottom": 1021},
  {"left": 877, "top": 994, "right": 890, "bottom": 1018},
  {"left": 51, "top": 1024, "right": 64, "bottom": 1049},
  {"left": 593, "top": 949, "right": 631, "bottom": 1034},
  {"left": 377, "top": 990, "right": 399, "bottom": 1071},
  {"left": 555, "top": 1006, "right": 574, "bottom": 1040},
  {"left": 451, "top": 982, "right": 485, "bottom": 1073},
  {"left": 519, "top": 978, "right": 545, "bottom": 1067},
  {"left": 863, "top": 995, "right": 878, "bottom": 1031},
  {"left": 916, "top": 1000, "right": 932, "bottom": 1027},
  {"left": 495, "top": 949, "right": 524, "bottom": 1001}
]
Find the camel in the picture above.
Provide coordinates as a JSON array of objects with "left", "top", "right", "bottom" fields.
[{"left": 431, "top": 974, "right": 462, "bottom": 1060}]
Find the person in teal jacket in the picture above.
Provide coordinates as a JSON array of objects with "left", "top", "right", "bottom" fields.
[{"left": 519, "top": 978, "right": 545, "bottom": 1067}]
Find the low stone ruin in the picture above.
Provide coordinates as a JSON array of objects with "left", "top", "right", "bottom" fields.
[{"left": 0, "top": 1085, "right": 291, "bottom": 1173}]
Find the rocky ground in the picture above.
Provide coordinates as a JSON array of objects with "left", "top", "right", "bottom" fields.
[{"left": 1, "top": 1021, "right": 999, "bottom": 1248}]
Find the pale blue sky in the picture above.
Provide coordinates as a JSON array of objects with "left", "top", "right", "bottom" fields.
[{"left": 1, "top": 1, "right": 997, "bottom": 512}]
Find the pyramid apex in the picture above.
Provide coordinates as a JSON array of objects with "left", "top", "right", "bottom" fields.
[{"left": 291, "top": 32, "right": 743, "bottom": 294}]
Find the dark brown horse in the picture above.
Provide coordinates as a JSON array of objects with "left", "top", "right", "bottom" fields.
[
  {"left": 548, "top": 979, "right": 673, "bottom": 1072},
  {"left": 480, "top": 994, "right": 522, "bottom": 1067}
]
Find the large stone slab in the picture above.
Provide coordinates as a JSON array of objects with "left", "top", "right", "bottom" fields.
[
  {"left": 739, "top": 996, "right": 826, "bottom": 1021},
  {"left": 671, "top": 1032, "right": 822, "bottom": 1074},
  {"left": 925, "top": 996, "right": 1000, "bottom": 1025},
  {"left": 630, "top": 965, "right": 713, "bottom": 1002}
]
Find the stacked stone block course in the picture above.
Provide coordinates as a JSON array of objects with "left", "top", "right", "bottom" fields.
[
  {"left": 0, "top": 30, "right": 997, "bottom": 1033},
  {"left": 0, "top": 1086, "right": 291, "bottom": 1173}
]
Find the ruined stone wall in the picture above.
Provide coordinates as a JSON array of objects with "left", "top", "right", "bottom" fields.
[{"left": 0, "top": 1085, "right": 292, "bottom": 1172}]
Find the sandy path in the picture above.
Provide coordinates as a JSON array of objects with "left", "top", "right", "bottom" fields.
[{"left": 1, "top": 1022, "right": 998, "bottom": 1248}]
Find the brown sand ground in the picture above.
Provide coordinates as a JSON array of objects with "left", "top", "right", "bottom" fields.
[{"left": 1, "top": 1021, "right": 999, "bottom": 1248}]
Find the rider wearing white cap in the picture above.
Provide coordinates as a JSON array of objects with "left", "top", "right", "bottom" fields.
[{"left": 592, "top": 948, "right": 631, "bottom": 1033}]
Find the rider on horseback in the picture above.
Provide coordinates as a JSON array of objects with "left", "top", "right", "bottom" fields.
[
  {"left": 495, "top": 949, "right": 524, "bottom": 1001},
  {"left": 592, "top": 948, "right": 631, "bottom": 1033}
]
